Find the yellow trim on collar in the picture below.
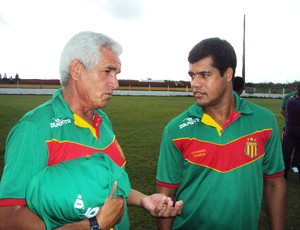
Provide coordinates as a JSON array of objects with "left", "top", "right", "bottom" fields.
[
  {"left": 201, "top": 113, "right": 222, "bottom": 136},
  {"left": 74, "top": 114, "right": 97, "bottom": 139}
]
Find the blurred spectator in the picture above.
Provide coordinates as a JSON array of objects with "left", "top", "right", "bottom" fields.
[
  {"left": 15, "top": 73, "right": 20, "bottom": 84},
  {"left": 9, "top": 76, "right": 14, "bottom": 84},
  {"left": 15, "top": 73, "right": 19, "bottom": 80},
  {"left": 280, "top": 87, "right": 299, "bottom": 173},
  {"left": 2, "top": 73, "right": 8, "bottom": 83},
  {"left": 282, "top": 83, "right": 300, "bottom": 180},
  {"left": 233, "top": 76, "right": 245, "bottom": 96}
]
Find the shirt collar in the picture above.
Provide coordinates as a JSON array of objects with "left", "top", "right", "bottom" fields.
[
  {"left": 187, "top": 92, "right": 253, "bottom": 119},
  {"left": 51, "top": 88, "right": 74, "bottom": 119},
  {"left": 51, "top": 88, "right": 103, "bottom": 139},
  {"left": 51, "top": 88, "right": 104, "bottom": 120}
]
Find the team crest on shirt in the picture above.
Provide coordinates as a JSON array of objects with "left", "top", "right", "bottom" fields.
[{"left": 244, "top": 137, "right": 258, "bottom": 158}]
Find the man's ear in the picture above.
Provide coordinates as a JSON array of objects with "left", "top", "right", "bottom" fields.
[
  {"left": 70, "top": 60, "right": 83, "bottom": 80},
  {"left": 225, "top": 68, "right": 234, "bottom": 82}
]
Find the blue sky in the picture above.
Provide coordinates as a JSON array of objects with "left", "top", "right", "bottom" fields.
[{"left": 0, "top": 0, "right": 299, "bottom": 83}]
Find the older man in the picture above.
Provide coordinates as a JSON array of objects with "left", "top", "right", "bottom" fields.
[{"left": 0, "top": 31, "right": 182, "bottom": 230}]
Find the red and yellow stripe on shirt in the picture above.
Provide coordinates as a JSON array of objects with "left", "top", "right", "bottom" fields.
[
  {"left": 46, "top": 113, "right": 126, "bottom": 167},
  {"left": 173, "top": 129, "right": 271, "bottom": 173},
  {"left": 173, "top": 111, "right": 272, "bottom": 173}
]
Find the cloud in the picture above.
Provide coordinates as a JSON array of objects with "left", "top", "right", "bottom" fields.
[
  {"left": 0, "top": 16, "right": 5, "bottom": 24},
  {"left": 0, "top": 14, "right": 8, "bottom": 25},
  {"left": 89, "top": 0, "right": 144, "bottom": 20},
  {"left": 0, "top": 0, "right": 299, "bottom": 83}
]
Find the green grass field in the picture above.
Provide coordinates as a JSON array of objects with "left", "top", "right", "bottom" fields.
[{"left": 0, "top": 95, "right": 299, "bottom": 229}]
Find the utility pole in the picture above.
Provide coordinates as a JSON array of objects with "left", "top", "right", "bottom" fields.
[{"left": 242, "top": 14, "right": 246, "bottom": 82}]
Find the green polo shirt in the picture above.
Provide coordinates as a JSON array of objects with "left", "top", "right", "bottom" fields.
[
  {"left": 156, "top": 93, "right": 284, "bottom": 230},
  {"left": 281, "top": 91, "right": 296, "bottom": 128},
  {"left": 0, "top": 89, "right": 129, "bottom": 228}
]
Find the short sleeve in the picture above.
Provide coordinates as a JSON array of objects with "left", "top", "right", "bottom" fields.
[
  {"left": 0, "top": 121, "right": 48, "bottom": 200},
  {"left": 156, "top": 127, "right": 183, "bottom": 186},
  {"left": 262, "top": 117, "right": 285, "bottom": 175}
]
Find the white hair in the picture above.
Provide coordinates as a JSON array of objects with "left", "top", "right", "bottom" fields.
[{"left": 59, "top": 31, "right": 123, "bottom": 86}]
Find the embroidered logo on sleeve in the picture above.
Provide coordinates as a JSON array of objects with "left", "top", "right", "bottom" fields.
[
  {"left": 50, "top": 118, "right": 71, "bottom": 128},
  {"left": 179, "top": 117, "right": 200, "bottom": 129}
]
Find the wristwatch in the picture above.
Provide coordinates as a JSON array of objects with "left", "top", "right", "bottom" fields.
[{"left": 88, "top": 216, "right": 101, "bottom": 230}]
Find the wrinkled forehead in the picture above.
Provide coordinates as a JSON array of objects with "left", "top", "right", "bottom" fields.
[{"left": 97, "top": 47, "right": 121, "bottom": 71}]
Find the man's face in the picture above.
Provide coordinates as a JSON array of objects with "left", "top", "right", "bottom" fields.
[
  {"left": 188, "top": 56, "right": 232, "bottom": 108},
  {"left": 75, "top": 46, "right": 121, "bottom": 109}
]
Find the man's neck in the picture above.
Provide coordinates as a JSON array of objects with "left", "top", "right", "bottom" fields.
[
  {"left": 62, "top": 87, "right": 94, "bottom": 125},
  {"left": 203, "top": 93, "right": 236, "bottom": 127}
]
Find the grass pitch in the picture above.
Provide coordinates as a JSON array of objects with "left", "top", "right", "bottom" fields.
[{"left": 0, "top": 95, "right": 299, "bottom": 229}]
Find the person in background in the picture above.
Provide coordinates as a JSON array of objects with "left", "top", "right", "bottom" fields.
[
  {"left": 233, "top": 75, "right": 245, "bottom": 96},
  {"left": 282, "top": 83, "right": 300, "bottom": 180},
  {"left": 2, "top": 73, "right": 7, "bottom": 83},
  {"left": 280, "top": 85, "right": 300, "bottom": 173},
  {"left": 156, "top": 37, "right": 286, "bottom": 230},
  {"left": 15, "top": 73, "right": 20, "bottom": 82},
  {"left": 0, "top": 31, "right": 183, "bottom": 230}
]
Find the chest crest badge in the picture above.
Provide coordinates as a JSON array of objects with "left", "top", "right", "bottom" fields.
[{"left": 244, "top": 137, "right": 258, "bottom": 158}]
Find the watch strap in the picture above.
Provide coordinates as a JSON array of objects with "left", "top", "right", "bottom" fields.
[{"left": 88, "top": 216, "right": 101, "bottom": 230}]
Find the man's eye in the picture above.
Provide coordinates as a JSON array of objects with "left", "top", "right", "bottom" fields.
[{"left": 201, "top": 73, "right": 210, "bottom": 78}]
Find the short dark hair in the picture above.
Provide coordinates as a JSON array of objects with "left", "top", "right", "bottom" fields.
[
  {"left": 188, "top": 37, "right": 237, "bottom": 78},
  {"left": 233, "top": 76, "right": 245, "bottom": 91},
  {"left": 297, "top": 83, "right": 300, "bottom": 96}
]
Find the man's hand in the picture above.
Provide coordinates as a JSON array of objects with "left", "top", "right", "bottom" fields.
[
  {"left": 141, "top": 194, "right": 183, "bottom": 217},
  {"left": 96, "top": 182, "right": 125, "bottom": 230}
]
